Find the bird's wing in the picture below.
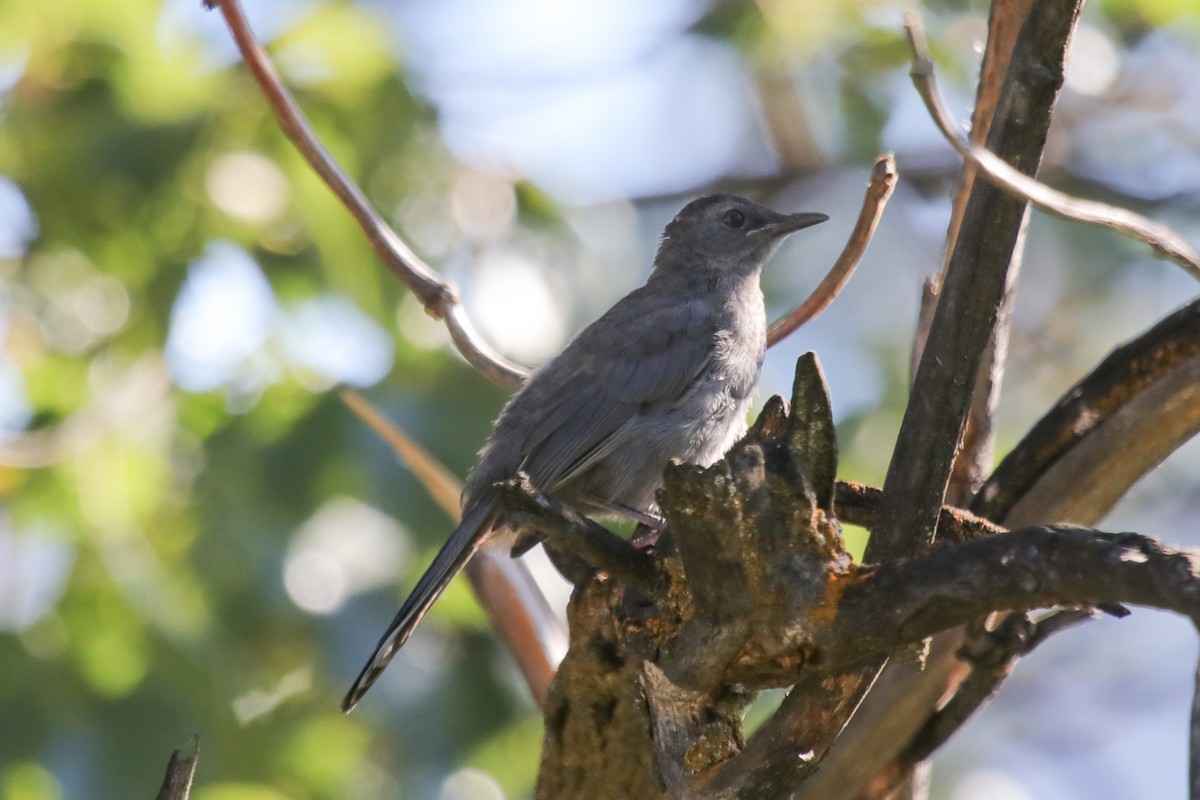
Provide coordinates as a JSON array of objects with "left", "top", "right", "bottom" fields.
[{"left": 517, "top": 298, "right": 716, "bottom": 492}]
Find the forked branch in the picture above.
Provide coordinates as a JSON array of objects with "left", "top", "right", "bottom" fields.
[{"left": 905, "top": 13, "right": 1200, "bottom": 280}]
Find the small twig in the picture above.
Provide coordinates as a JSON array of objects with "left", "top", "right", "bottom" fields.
[
  {"left": 205, "top": 0, "right": 527, "bottom": 388},
  {"left": 768, "top": 154, "right": 898, "bottom": 346},
  {"left": 974, "top": 298, "right": 1200, "bottom": 525},
  {"left": 899, "top": 608, "right": 1094, "bottom": 767},
  {"left": 495, "top": 475, "right": 666, "bottom": 602},
  {"left": 338, "top": 391, "right": 564, "bottom": 706},
  {"left": 905, "top": 14, "right": 1200, "bottom": 281},
  {"left": 833, "top": 480, "right": 1004, "bottom": 545},
  {"left": 155, "top": 736, "right": 199, "bottom": 800}
]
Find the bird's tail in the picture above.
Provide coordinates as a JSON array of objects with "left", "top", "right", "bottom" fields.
[{"left": 342, "top": 499, "right": 497, "bottom": 712}]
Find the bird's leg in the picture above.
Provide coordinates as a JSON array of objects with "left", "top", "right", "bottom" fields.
[
  {"left": 579, "top": 497, "right": 666, "bottom": 549},
  {"left": 630, "top": 525, "right": 662, "bottom": 550},
  {"left": 587, "top": 498, "right": 665, "bottom": 530}
]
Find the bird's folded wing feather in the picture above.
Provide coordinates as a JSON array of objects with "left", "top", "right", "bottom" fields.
[{"left": 517, "top": 298, "right": 717, "bottom": 491}]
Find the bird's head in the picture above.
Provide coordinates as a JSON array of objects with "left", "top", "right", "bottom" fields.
[{"left": 653, "top": 194, "right": 828, "bottom": 278}]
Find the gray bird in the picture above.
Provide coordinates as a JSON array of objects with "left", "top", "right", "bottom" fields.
[{"left": 343, "top": 194, "right": 827, "bottom": 711}]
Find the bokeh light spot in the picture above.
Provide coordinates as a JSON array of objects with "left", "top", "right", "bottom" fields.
[
  {"left": 439, "top": 768, "right": 505, "bottom": 800},
  {"left": 284, "top": 497, "right": 409, "bottom": 615},
  {"left": 205, "top": 151, "right": 290, "bottom": 224},
  {"left": 166, "top": 241, "right": 278, "bottom": 393},
  {"left": 471, "top": 250, "right": 568, "bottom": 363}
]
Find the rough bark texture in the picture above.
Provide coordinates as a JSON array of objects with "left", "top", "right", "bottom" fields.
[{"left": 527, "top": 353, "right": 1200, "bottom": 799}]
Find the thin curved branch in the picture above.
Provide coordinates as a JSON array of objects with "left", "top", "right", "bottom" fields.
[
  {"left": 767, "top": 154, "right": 898, "bottom": 346},
  {"left": 974, "top": 298, "right": 1200, "bottom": 524},
  {"left": 905, "top": 15, "right": 1200, "bottom": 280},
  {"left": 204, "top": 0, "right": 527, "bottom": 389}
]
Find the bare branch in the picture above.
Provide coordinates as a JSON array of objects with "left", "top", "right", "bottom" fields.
[
  {"left": 768, "top": 154, "right": 898, "bottom": 346},
  {"left": 940, "top": 0, "right": 1033, "bottom": 512},
  {"left": 853, "top": 298, "right": 1200, "bottom": 798},
  {"left": 339, "top": 391, "right": 564, "bottom": 707},
  {"left": 205, "top": 0, "right": 527, "bottom": 389},
  {"left": 650, "top": 506, "right": 1200, "bottom": 798},
  {"left": 155, "top": 736, "right": 199, "bottom": 800},
  {"left": 805, "top": 5, "right": 1084, "bottom": 796},
  {"left": 494, "top": 475, "right": 666, "bottom": 602},
  {"left": 678, "top": 525, "right": 1200, "bottom": 693},
  {"left": 870, "top": 2, "right": 1082, "bottom": 564},
  {"left": 974, "top": 298, "right": 1200, "bottom": 526},
  {"left": 664, "top": 514, "right": 1199, "bottom": 800},
  {"left": 900, "top": 609, "right": 1095, "bottom": 764},
  {"left": 833, "top": 480, "right": 1005, "bottom": 545},
  {"left": 905, "top": 15, "right": 1200, "bottom": 281}
]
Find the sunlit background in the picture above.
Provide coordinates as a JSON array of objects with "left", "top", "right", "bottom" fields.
[{"left": 1, "top": 0, "right": 1198, "bottom": 798}]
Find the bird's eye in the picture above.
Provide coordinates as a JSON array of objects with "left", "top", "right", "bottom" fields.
[{"left": 722, "top": 209, "right": 746, "bottom": 229}]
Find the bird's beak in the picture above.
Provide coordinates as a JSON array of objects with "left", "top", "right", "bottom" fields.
[{"left": 754, "top": 211, "right": 829, "bottom": 238}]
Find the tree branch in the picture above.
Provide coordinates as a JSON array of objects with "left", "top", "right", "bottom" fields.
[
  {"left": 975, "top": 298, "right": 1200, "bottom": 524},
  {"left": 807, "top": 8, "right": 1084, "bottom": 797},
  {"left": 649, "top": 524, "right": 1200, "bottom": 800},
  {"left": 155, "top": 736, "right": 199, "bottom": 800},
  {"left": 830, "top": 531, "right": 1166, "bottom": 664},
  {"left": 906, "top": 18, "right": 1200, "bottom": 280},
  {"left": 495, "top": 475, "right": 666, "bottom": 602},
  {"left": 768, "top": 155, "right": 898, "bottom": 346},
  {"left": 204, "top": 0, "right": 527, "bottom": 389},
  {"left": 850, "top": 6, "right": 1037, "bottom": 794},
  {"left": 851, "top": 297, "right": 1200, "bottom": 795},
  {"left": 869, "top": 2, "right": 1082, "bottom": 563}
]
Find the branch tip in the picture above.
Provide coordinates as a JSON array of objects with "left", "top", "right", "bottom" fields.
[{"left": 768, "top": 154, "right": 897, "bottom": 346}]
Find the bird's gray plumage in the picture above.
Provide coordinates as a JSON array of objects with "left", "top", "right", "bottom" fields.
[{"left": 343, "top": 194, "right": 827, "bottom": 711}]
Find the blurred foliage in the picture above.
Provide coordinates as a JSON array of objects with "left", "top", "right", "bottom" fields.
[{"left": 0, "top": 0, "right": 1197, "bottom": 799}]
